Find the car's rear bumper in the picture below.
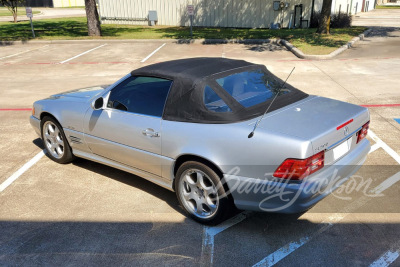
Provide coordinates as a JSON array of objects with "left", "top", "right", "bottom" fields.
[
  {"left": 30, "top": 115, "right": 41, "bottom": 137},
  {"left": 224, "top": 139, "right": 370, "bottom": 213}
]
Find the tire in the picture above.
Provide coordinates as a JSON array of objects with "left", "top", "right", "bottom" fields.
[
  {"left": 175, "top": 161, "right": 233, "bottom": 225},
  {"left": 41, "top": 116, "right": 74, "bottom": 164}
]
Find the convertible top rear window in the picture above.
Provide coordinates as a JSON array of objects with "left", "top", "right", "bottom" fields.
[{"left": 215, "top": 69, "right": 289, "bottom": 109}]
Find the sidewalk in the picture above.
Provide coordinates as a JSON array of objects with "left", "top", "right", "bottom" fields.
[
  {"left": 0, "top": 8, "right": 85, "bottom": 22},
  {"left": 352, "top": 9, "right": 400, "bottom": 27}
]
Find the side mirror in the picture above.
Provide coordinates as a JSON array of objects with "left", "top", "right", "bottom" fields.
[{"left": 92, "top": 97, "right": 104, "bottom": 110}]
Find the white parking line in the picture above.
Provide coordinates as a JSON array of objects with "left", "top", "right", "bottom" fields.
[
  {"left": 369, "top": 130, "right": 400, "bottom": 164},
  {"left": 252, "top": 131, "right": 400, "bottom": 267},
  {"left": 141, "top": 43, "right": 166, "bottom": 63},
  {"left": 369, "top": 248, "right": 400, "bottom": 267},
  {"left": 369, "top": 143, "right": 381, "bottom": 154},
  {"left": 0, "top": 45, "right": 49, "bottom": 60},
  {"left": 0, "top": 150, "right": 45, "bottom": 192},
  {"left": 370, "top": 171, "right": 400, "bottom": 195},
  {"left": 59, "top": 44, "right": 107, "bottom": 64},
  {"left": 201, "top": 211, "right": 252, "bottom": 266}
]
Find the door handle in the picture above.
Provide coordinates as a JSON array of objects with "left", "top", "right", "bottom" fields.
[{"left": 142, "top": 128, "right": 160, "bottom": 137}]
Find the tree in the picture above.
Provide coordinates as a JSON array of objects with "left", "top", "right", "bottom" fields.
[
  {"left": 1, "top": 0, "right": 24, "bottom": 23},
  {"left": 316, "top": 0, "right": 333, "bottom": 34},
  {"left": 85, "top": 0, "right": 101, "bottom": 36}
]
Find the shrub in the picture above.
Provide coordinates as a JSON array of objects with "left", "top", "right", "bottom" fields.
[
  {"left": 330, "top": 13, "right": 352, "bottom": 28},
  {"left": 310, "top": 12, "right": 352, "bottom": 29}
]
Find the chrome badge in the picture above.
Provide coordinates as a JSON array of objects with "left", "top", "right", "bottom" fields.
[{"left": 344, "top": 126, "right": 349, "bottom": 136}]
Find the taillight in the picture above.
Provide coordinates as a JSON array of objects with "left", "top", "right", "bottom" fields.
[
  {"left": 356, "top": 121, "right": 369, "bottom": 144},
  {"left": 273, "top": 151, "right": 325, "bottom": 181}
]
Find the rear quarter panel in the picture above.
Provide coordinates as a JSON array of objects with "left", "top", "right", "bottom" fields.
[{"left": 161, "top": 119, "right": 313, "bottom": 180}]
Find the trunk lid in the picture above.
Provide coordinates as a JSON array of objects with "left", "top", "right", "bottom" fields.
[{"left": 256, "top": 96, "right": 369, "bottom": 163}]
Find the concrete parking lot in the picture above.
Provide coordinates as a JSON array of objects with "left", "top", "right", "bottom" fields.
[{"left": 1, "top": 12, "right": 400, "bottom": 267}]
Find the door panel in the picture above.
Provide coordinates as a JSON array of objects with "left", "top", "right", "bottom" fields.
[{"left": 84, "top": 108, "right": 163, "bottom": 176}]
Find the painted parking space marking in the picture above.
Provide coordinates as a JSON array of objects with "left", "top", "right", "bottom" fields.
[
  {"left": 369, "top": 130, "right": 400, "bottom": 165},
  {"left": 251, "top": 180, "right": 397, "bottom": 267},
  {"left": 0, "top": 61, "right": 130, "bottom": 66},
  {"left": 0, "top": 108, "right": 32, "bottom": 111},
  {"left": 252, "top": 130, "right": 400, "bottom": 267},
  {"left": 361, "top": 104, "right": 400, "bottom": 108},
  {"left": 141, "top": 43, "right": 166, "bottom": 63},
  {"left": 370, "top": 171, "right": 400, "bottom": 195},
  {"left": 0, "top": 150, "right": 45, "bottom": 192},
  {"left": 369, "top": 246, "right": 400, "bottom": 267},
  {"left": 201, "top": 211, "right": 252, "bottom": 265},
  {"left": 59, "top": 44, "right": 107, "bottom": 64},
  {"left": 0, "top": 45, "right": 49, "bottom": 60},
  {"left": 369, "top": 143, "right": 381, "bottom": 154}
]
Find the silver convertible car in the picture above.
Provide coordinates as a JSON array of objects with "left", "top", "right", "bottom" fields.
[{"left": 30, "top": 58, "right": 370, "bottom": 224}]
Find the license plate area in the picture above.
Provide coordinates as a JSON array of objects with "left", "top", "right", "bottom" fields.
[{"left": 332, "top": 137, "right": 353, "bottom": 161}]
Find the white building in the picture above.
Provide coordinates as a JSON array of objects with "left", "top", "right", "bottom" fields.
[{"left": 97, "top": 0, "right": 376, "bottom": 28}]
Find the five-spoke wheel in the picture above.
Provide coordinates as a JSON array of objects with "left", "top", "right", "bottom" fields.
[
  {"left": 179, "top": 169, "right": 219, "bottom": 219},
  {"left": 41, "top": 116, "right": 74, "bottom": 164},
  {"left": 175, "top": 161, "right": 233, "bottom": 225},
  {"left": 43, "top": 121, "right": 65, "bottom": 159}
]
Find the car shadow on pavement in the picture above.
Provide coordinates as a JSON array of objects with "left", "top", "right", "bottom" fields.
[
  {"left": 72, "top": 157, "right": 183, "bottom": 214},
  {"left": 32, "top": 138, "right": 182, "bottom": 215}
]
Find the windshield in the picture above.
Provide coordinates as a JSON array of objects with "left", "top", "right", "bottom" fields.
[{"left": 215, "top": 69, "right": 289, "bottom": 108}]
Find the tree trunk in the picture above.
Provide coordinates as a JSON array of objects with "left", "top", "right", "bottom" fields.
[
  {"left": 85, "top": 0, "right": 101, "bottom": 36},
  {"left": 13, "top": 5, "right": 17, "bottom": 23},
  {"left": 316, "top": 0, "right": 333, "bottom": 34}
]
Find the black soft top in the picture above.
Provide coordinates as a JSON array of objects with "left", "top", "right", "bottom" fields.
[{"left": 132, "top": 58, "right": 308, "bottom": 124}]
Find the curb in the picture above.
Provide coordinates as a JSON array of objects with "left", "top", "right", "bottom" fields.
[
  {"left": 279, "top": 28, "right": 372, "bottom": 60},
  {"left": 0, "top": 29, "right": 371, "bottom": 59},
  {"left": 1, "top": 38, "right": 278, "bottom": 45}
]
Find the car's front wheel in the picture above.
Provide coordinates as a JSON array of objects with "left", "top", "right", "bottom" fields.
[
  {"left": 41, "top": 116, "right": 74, "bottom": 164},
  {"left": 175, "top": 161, "right": 233, "bottom": 225}
]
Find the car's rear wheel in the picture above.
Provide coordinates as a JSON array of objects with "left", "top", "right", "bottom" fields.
[
  {"left": 41, "top": 116, "right": 74, "bottom": 164},
  {"left": 175, "top": 161, "right": 232, "bottom": 225}
]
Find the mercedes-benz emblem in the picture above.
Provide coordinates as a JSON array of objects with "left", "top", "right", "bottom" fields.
[{"left": 344, "top": 126, "right": 349, "bottom": 136}]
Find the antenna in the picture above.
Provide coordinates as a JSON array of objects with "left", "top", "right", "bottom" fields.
[{"left": 248, "top": 67, "right": 295, "bottom": 138}]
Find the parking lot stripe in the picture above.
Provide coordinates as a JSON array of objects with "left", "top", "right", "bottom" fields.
[
  {"left": 369, "top": 171, "right": 400, "bottom": 195},
  {"left": 251, "top": 143, "right": 400, "bottom": 267},
  {"left": 361, "top": 104, "right": 400, "bottom": 108},
  {"left": 59, "top": 44, "right": 107, "bottom": 64},
  {"left": 369, "top": 248, "right": 400, "bottom": 267},
  {"left": 0, "top": 150, "right": 45, "bottom": 192},
  {"left": 141, "top": 43, "right": 166, "bottom": 63},
  {"left": 369, "top": 143, "right": 381, "bottom": 154},
  {"left": 0, "top": 45, "right": 49, "bottom": 60},
  {"left": 201, "top": 211, "right": 252, "bottom": 266},
  {"left": 368, "top": 130, "right": 400, "bottom": 165},
  {"left": 0, "top": 108, "right": 32, "bottom": 111}
]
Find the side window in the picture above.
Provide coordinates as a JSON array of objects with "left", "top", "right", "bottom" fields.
[
  {"left": 107, "top": 76, "right": 172, "bottom": 117},
  {"left": 203, "top": 85, "right": 232, "bottom": 112}
]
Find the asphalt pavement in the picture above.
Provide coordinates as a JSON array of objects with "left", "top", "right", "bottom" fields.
[{"left": 0, "top": 8, "right": 399, "bottom": 267}]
